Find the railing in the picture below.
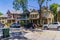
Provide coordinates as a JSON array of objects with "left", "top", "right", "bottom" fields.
[{"left": 17, "top": 17, "right": 29, "bottom": 20}]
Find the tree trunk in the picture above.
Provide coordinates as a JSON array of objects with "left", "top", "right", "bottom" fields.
[{"left": 39, "top": 5, "right": 42, "bottom": 25}]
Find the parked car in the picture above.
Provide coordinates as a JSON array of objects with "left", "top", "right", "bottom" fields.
[
  {"left": 10, "top": 22, "right": 21, "bottom": 28},
  {"left": 24, "top": 23, "right": 36, "bottom": 29},
  {"left": 42, "top": 22, "right": 60, "bottom": 30},
  {"left": 0, "top": 22, "right": 5, "bottom": 28}
]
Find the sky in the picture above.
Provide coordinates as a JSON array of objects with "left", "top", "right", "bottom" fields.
[{"left": 0, "top": 0, "right": 60, "bottom": 14}]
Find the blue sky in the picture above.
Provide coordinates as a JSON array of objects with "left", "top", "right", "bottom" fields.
[{"left": 0, "top": 0, "right": 60, "bottom": 14}]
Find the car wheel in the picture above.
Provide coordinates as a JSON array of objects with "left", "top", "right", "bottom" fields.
[
  {"left": 57, "top": 26, "right": 60, "bottom": 31},
  {"left": 44, "top": 26, "right": 48, "bottom": 30}
]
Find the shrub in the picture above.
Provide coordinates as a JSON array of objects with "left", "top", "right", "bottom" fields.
[{"left": 20, "top": 21, "right": 25, "bottom": 26}]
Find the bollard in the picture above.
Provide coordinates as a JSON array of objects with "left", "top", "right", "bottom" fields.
[{"left": 2, "top": 28, "right": 10, "bottom": 38}]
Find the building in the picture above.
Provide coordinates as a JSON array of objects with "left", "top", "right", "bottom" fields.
[
  {"left": 41, "top": 7, "right": 54, "bottom": 24},
  {"left": 0, "top": 15, "right": 8, "bottom": 24},
  {"left": 57, "top": 7, "right": 60, "bottom": 22},
  {"left": 0, "top": 7, "right": 54, "bottom": 26},
  {"left": 29, "top": 9, "right": 40, "bottom": 25},
  {"left": 29, "top": 7, "right": 54, "bottom": 25},
  {"left": 7, "top": 10, "right": 29, "bottom": 24},
  {"left": 57, "top": 11, "right": 60, "bottom": 22}
]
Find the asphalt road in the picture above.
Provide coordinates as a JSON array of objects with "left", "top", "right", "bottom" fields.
[
  {"left": 0, "top": 28, "right": 60, "bottom": 40},
  {"left": 0, "top": 32, "right": 30, "bottom": 40},
  {"left": 0, "top": 28, "right": 31, "bottom": 40}
]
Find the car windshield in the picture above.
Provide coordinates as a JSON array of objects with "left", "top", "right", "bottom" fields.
[
  {"left": 52, "top": 23, "right": 58, "bottom": 24},
  {"left": 12, "top": 23, "right": 20, "bottom": 25},
  {"left": 11, "top": 23, "right": 16, "bottom": 26},
  {"left": 12, "top": 23, "right": 16, "bottom": 24}
]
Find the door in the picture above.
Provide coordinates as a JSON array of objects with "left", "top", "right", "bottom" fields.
[
  {"left": 48, "top": 23, "right": 54, "bottom": 28},
  {"left": 52, "top": 23, "right": 58, "bottom": 28}
]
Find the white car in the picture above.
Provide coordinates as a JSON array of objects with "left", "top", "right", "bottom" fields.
[{"left": 42, "top": 22, "right": 60, "bottom": 30}]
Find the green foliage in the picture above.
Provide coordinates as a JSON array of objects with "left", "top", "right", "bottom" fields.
[
  {"left": 0, "top": 12, "right": 3, "bottom": 16},
  {"left": 20, "top": 21, "right": 25, "bottom": 25},
  {"left": 50, "top": 3, "right": 59, "bottom": 22},
  {"left": 13, "top": 0, "right": 28, "bottom": 11}
]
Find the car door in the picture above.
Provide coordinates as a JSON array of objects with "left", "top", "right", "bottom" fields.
[
  {"left": 48, "top": 23, "right": 54, "bottom": 28},
  {"left": 48, "top": 23, "right": 58, "bottom": 28},
  {"left": 52, "top": 23, "right": 58, "bottom": 28}
]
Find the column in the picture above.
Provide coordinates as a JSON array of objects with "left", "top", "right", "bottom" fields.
[
  {"left": 32, "top": 20, "right": 33, "bottom": 23},
  {"left": 37, "top": 20, "right": 38, "bottom": 24},
  {"left": 47, "top": 18, "right": 49, "bottom": 24},
  {"left": 51, "top": 18, "right": 52, "bottom": 23}
]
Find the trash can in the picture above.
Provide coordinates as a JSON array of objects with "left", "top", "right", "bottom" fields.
[{"left": 2, "top": 28, "right": 10, "bottom": 38}]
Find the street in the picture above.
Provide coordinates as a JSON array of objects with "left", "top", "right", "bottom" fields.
[
  {"left": 0, "top": 28, "right": 30, "bottom": 40},
  {"left": 0, "top": 28, "right": 60, "bottom": 40}
]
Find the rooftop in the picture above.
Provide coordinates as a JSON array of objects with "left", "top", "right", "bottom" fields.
[{"left": 7, "top": 10, "right": 23, "bottom": 14}]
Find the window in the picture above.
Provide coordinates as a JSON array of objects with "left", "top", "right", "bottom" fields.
[
  {"left": 52, "top": 23, "right": 58, "bottom": 24},
  {"left": 33, "top": 15, "right": 34, "bottom": 18},
  {"left": 34, "top": 14, "right": 35, "bottom": 18},
  {"left": 30, "top": 15, "right": 32, "bottom": 18},
  {"left": 35, "top": 14, "right": 38, "bottom": 18},
  {"left": 0, "top": 18, "right": 1, "bottom": 20},
  {"left": 7, "top": 20, "right": 11, "bottom": 23},
  {"left": 2, "top": 21, "right": 4, "bottom": 23}
]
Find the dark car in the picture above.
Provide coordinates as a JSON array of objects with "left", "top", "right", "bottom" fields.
[
  {"left": 0, "top": 22, "right": 5, "bottom": 28},
  {"left": 24, "top": 23, "right": 35, "bottom": 29},
  {"left": 10, "top": 23, "right": 21, "bottom": 28}
]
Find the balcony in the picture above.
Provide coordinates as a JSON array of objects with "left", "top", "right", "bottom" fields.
[
  {"left": 29, "top": 15, "right": 39, "bottom": 19},
  {"left": 17, "top": 17, "right": 29, "bottom": 20},
  {"left": 29, "top": 14, "right": 39, "bottom": 19}
]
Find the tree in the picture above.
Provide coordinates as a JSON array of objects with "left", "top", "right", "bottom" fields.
[
  {"left": 0, "top": 12, "right": 3, "bottom": 16},
  {"left": 37, "top": 0, "right": 45, "bottom": 24},
  {"left": 37, "top": 0, "right": 51, "bottom": 24},
  {"left": 13, "top": 0, "right": 28, "bottom": 12},
  {"left": 46, "top": 0, "right": 51, "bottom": 7},
  {"left": 50, "top": 3, "right": 59, "bottom": 22}
]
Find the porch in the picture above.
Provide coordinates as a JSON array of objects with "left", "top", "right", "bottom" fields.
[{"left": 42, "top": 18, "right": 54, "bottom": 24}]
